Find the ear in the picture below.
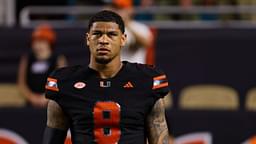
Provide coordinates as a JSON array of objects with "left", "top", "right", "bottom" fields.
[
  {"left": 86, "top": 33, "right": 90, "bottom": 46},
  {"left": 121, "top": 33, "right": 127, "bottom": 47}
]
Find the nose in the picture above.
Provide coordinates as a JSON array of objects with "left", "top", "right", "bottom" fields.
[{"left": 98, "top": 34, "right": 109, "bottom": 45}]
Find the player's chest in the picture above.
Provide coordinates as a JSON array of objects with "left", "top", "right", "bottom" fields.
[
  {"left": 59, "top": 77, "right": 154, "bottom": 116},
  {"left": 60, "top": 76, "right": 151, "bottom": 101}
]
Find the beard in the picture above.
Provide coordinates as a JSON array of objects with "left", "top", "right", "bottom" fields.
[
  {"left": 95, "top": 56, "right": 113, "bottom": 64},
  {"left": 94, "top": 50, "right": 119, "bottom": 64}
]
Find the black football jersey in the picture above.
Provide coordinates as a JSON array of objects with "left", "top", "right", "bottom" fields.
[{"left": 45, "top": 61, "right": 169, "bottom": 144}]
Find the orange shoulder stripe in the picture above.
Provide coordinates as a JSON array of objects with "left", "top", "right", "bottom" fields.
[
  {"left": 152, "top": 82, "right": 168, "bottom": 90},
  {"left": 153, "top": 75, "right": 166, "bottom": 80},
  {"left": 47, "top": 77, "right": 57, "bottom": 82},
  {"left": 45, "top": 85, "right": 59, "bottom": 92}
]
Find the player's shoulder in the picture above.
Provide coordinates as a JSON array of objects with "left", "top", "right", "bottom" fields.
[
  {"left": 125, "top": 61, "right": 166, "bottom": 78},
  {"left": 49, "top": 65, "right": 85, "bottom": 80},
  {"left": 126, "top": 62, "right": 169, "bottom": 97}
]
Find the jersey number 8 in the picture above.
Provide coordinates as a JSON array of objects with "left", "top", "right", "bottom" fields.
[{"left": 93, "top": 101, "right": 121, "bottom": 144}]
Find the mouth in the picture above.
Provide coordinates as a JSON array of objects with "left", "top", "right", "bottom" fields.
[{"left": 97, "top": 47, "right": 110, "bottom": 54}]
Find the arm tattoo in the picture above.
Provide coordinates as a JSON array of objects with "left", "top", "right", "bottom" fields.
[
  {"left": 147, "top": 98, "right": 169, "bottom": 144},
  {"left": 47, "top": 100, "right": 69, "bottom": 130}
]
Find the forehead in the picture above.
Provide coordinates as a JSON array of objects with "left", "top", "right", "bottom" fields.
[
  {"left": 90, "top": 22, "right": 121, "bottom": 32},
  {"left": 33, "top": 39, "right": 49, "bottom": 44}
]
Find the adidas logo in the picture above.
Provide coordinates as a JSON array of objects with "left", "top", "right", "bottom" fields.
[{"left": 123, "top": 81, "right": 134, "bottom": 88}]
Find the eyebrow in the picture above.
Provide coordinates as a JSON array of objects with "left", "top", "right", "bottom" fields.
[{"left": 91, "top": 30, "right": 119, "bottom": 34}]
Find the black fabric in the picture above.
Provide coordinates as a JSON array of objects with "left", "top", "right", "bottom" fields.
[
  {"left": 26, "top": 52, "right": 58, "bottom": 94},
  {"left": 42, "top": 127, "right": 67, "bottom": 144},
  {"left": 45, "top": 61, "right": 170, "bottom": 144}
]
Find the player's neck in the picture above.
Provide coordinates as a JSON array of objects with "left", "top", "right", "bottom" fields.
[{"left": 89, "top": 59, "right": 123, "bottom": 79}]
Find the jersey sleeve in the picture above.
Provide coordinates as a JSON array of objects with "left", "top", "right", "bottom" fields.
[
  {"left": 151, "top": 67, "right": 170, "bottom": 98},
  {"left": 45, "top": 70, "right": 61, "bottom": 101}
]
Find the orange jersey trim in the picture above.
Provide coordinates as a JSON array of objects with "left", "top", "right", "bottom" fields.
[
  {"left": 153, "top": 75, "right": 166, "bottom": 80},
  {"left": 47, "top": 77, "right": 57, "bottom": 82},
  {"left": 45, "top": 85, "right": 59, "bottom": 92},
  {"left": 152, "top": 82, "right": 168, "bottom": 90}
]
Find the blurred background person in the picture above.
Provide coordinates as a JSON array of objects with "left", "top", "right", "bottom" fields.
[
  {"left": 156, "top": 0, "right": 204, "bottom": 21},
  {"left": 218, "top": 0, "right": 239, "bottom": 20},
  {"left": 104, "top": 2, "right": 173, "bottom": 141},
  {"left": 104, "top": 0, "right": 154, "bottom": 64},
  {"left": 237, "top": 0, "right": 256, "bottom": 21},
  {"left": 133, "top": 0, "right": 154, "bottom": 21},
  {"left": 179, "top": 0, "right": 196, "bottom": 20},
  {"left": 199, "top": 0, "right": 218, "bottom": 21},
  {"left": 104, "top": 0, "right": 172, "bottom": 110},
  {"left": 17, "top": 24, "right": 67, "bottom": 108}
]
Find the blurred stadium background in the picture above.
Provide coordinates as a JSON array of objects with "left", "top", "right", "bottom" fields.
[{"left": 1, "top": 0, "right": 256, "bottom": 143}]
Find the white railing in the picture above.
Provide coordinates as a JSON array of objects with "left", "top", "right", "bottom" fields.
[
  {"left": 0, "top": 0, "right": 15, "bottom": 27},
  {"left": 20, "top": 5, "right": 256, "bottom": 29}
]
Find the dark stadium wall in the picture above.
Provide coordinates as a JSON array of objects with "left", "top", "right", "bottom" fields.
[
  {"left": 1, "top": 28, "right": 256, "bottom": 143},
  {"left": 1, "top": 108, "right": 256, "bottom": 144},
  {"left": 1, "top": 28, "right": 256, "bottom": 108},
  {"left": 155, "top": 29, "right": 256, "bottom": 108}
]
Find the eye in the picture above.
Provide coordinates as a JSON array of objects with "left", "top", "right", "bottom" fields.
[
  {"left": 92, "top": 32, "right": 102, "bottom": 36},
  {"left": 108, "top": 32, "right": 118, "bottom": 37}
]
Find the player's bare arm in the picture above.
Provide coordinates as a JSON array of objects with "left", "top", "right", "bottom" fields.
[
  {"left": 43, "top": 100, "right": 69, "bottom": 144},
  {"left": 47, "top": 100, "right": 69, "bottom": 129},
  {"left": 147, "top": 98, "right": 169, "bottom": 144}
]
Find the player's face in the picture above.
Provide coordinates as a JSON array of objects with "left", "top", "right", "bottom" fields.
[
  {"left": 32, "top": 39, "right": 51, "bottom": 58},
  {"left": 86, "top": 22, "right": 126, "bottom": 64}
]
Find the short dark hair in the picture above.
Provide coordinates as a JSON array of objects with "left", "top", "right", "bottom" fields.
[{"left": 88, "top": 10, "right": 125, "bottom": 33}]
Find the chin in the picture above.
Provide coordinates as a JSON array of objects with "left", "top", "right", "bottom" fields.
[{"left": 95, "top": 57, "right": 112, "bottom": 64}]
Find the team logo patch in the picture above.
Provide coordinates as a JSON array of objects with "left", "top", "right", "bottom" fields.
[
  {"left": 45, "top": 77, "right": 59, "bottom": 92},
  {"left": 123, "top": 81, "right": 134, "bottom": 88},
  {"left": 74, "top": 82, "right": 86, "bottom": 89},
  {"left": 152, "top": 74, "right": 168, "bottom": 90},
  {"left": 100, "top": 81, "right": 111, "bottom": 88}
]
